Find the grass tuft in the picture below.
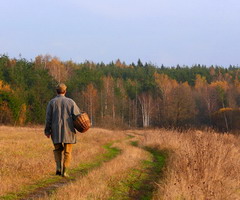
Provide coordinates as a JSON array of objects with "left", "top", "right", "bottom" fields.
[
  {"left": 130, "top": 140, "right": 139, "bottom": 147},
  {"left": 0, "top": 143, "right": 121, "bottom": 200},
  {"left": 109, "top": 144, "right": 167, "bottom": 200}
]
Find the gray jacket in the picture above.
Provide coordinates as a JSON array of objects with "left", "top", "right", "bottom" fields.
[{"left": 44, "top": 94, "right": 80, "bottom": 144}]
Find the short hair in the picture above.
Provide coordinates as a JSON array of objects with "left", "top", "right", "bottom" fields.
[{"left": 56, "top": 83, "right": 67, "bottom": 94}]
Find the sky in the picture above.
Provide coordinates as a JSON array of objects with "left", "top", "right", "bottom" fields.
[{"left": 1, "top": 0, "right": 240, "bottom": 67}]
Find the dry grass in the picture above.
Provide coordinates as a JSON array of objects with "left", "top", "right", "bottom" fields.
[
  {"left": 1, "top": 126, "right": 240, "bottom": 200},
  {"left": 0, "top": 126, "right": 126, "bottom": 196},
  {"left": 38, "top": 137, "right": 150, "bottom": 200},
  {"left": 139, "top": 129, "right": 240, "bottom": 200}
]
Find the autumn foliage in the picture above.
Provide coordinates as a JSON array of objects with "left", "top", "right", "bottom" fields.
[{"left": 1, "top": 55, "right": 240, "bottom": 131}]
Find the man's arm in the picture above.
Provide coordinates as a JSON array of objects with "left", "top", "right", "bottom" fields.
[
  {"left": 72, "top": 101, "right": 81, "bottom": 117},
  {"left": 44, "top": 101, "right": 52, "bottom": 137}
]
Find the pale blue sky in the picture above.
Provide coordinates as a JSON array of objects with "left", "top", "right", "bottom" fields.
[{"left": 1, "top": 0, "right": 240, "bottom": 66}]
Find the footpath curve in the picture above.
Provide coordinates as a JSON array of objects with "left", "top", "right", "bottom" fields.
[{"left": 1, "top": 143, "right": 121, "bottom": 200}]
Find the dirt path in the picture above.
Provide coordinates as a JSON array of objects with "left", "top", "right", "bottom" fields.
[
  {"left": 109, "top": 137, "right": 167, "bottom": 200},
  {"left": 1, "top": 143, "right": 121, "bottom": 200},
  {"left": 1, "top": 133, "right": 167, "bottom": 200}
]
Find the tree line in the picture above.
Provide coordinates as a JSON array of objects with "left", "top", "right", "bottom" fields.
[{"left": 1, "top": 54, "right": 240, "bottom": 131}]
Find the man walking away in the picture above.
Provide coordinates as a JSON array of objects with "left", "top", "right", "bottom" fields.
[{"left": 44, "top": 83, "right": 80, "bottom": 177}]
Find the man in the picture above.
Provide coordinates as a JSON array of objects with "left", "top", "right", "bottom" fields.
[{"left": 44, "top": 83, "right": 80, "bottom": 177}]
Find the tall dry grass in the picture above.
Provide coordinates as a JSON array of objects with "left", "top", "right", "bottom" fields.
[
  {"left": 0, "top": 126, "right": 126, "bottom": 196},
  {"left": 38, "top": 136, "right": 150, "bottom": 200},
  {"left": 2, "top": 126, "right": 240, "bottom": 200},
  {"left": 140, "top": 129, "right": 240, "bottom": 200}
]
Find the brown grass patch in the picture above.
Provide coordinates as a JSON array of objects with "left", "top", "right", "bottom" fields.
[
  {"left": 38, "top": 133, "right": 150, "bottom": 200},
  {"left": 2, "top": 127, "right": 239, "bottom": 200},
  {"left": 140, "top": 129, "right": 240, "bottom": 200},
  {"left": 0, "top": 126, "right": 125, "bottom": 196}
]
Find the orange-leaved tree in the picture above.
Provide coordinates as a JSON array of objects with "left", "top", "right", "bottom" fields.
[
  {"left": 0, "top": 80, "right": 13, "bottom": 124},
  {"left": 168, "top": 82, "right": 196, "bottom": 127},
  {"left": 210, "top": 81, "right": 230, "bottom": 131},
  {"left": 82, "top": 83, "right": 98, "bottom": 125},
  {"left": 154, "top": 73, "right": 178, "bottom": 126}
]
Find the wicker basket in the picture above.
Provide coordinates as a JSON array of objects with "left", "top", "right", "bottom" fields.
[{"left": 73, "top": 112, "right": 91, "bottom": 133}]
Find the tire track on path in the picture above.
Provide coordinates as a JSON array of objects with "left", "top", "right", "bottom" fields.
[
  {"left": 109, "top": 133, "right": 167, "bottom": 200},
  {"left": 41, "top": 134, "right": 150, "bottom": 200},
  {"left": 0, "top": 143, "right": 121, "bottom": 200}
]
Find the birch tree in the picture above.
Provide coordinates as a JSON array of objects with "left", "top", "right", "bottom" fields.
[
  {"left": 138, "top": 92, "right": 155, "bottom": 127},
  {"left": 82, "top": 84, "right": 98, "bottom": 125},
  {"left": 210, "top": 81, "right": 229, "bottom": 131}
]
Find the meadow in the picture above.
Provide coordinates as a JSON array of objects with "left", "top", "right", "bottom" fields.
[{"left": 0, "top": 126, "right": 239, "bottom": 200}]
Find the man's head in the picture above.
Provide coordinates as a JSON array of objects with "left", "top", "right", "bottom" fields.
[{"left": 56, "top": 83, "right": 67, "bottom": 94}]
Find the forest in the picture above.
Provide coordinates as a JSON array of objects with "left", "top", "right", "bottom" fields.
[{"left": 1, "top": 54, "right": 240, "bottom": 132}]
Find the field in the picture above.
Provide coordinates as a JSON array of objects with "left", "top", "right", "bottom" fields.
[{"left": 0, "top": 126, "right": 239, "bottom": 200}]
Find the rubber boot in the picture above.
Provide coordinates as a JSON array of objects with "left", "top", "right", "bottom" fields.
[
  {"left": 62, "top": 167, "right": 69, "bottom": 177},
  {"left": 56, "top": 161, "right": 62, "bottom": 175},
  {"left": 62, "top": 144, "right": 72, "bottom": 177},
  {"left": 54, "top": 151, "right": 62, "bottom": 176}
]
